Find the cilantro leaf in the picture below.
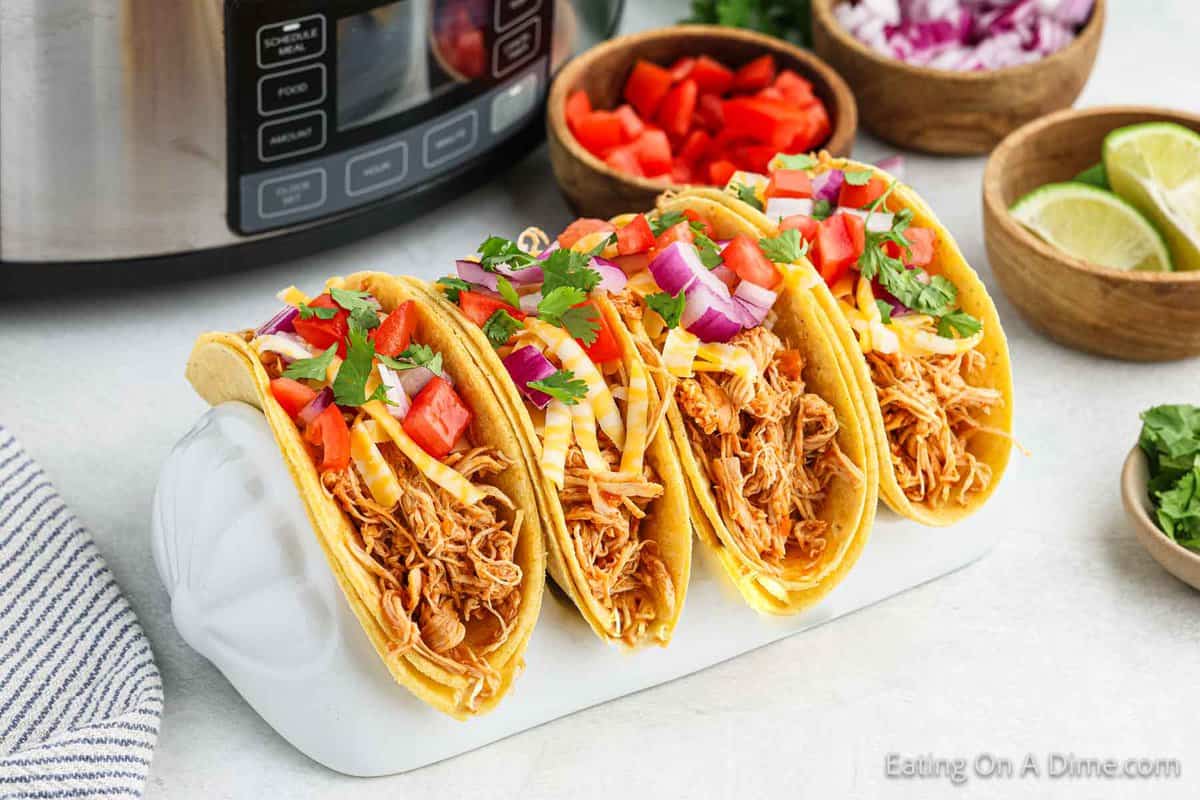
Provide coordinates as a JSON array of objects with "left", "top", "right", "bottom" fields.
[
  {"left": 481, "top": 309, "right": 524, "bottom": 348},
  {"left": 773, "top": 153, "right": 816, "bottom": 170},
  {"left": 843, "top": 169, "right": 873, "bottom": 186},
  {"left": 875, "top": 300, "right": 894, "bottom": 324},
  {"left": 298, "top": 302, "right": 337, "bottom": 320},
  {"left": 812, "top": 199, "right": 833, "bottom": 220},
  {"left": 330, "top": 288, "right": 381, "bottom": 331},
  {"left": 332, "top": 325, "right": 383, "bottom": 407},
  {"left": 856, "top": 210, "right": 960, "bottom": 318},
  {"left": 436, "top": 276, "right": 472, "bottom": 303},
  {"left": 693, "top": 231, "right": 724, "bottom": 269},
  {"left": 496, "top": 275, "right": 521, "bottom": 309},
  {"left": 540, "top": 248, "right": 601, "bottom": 295},
  {"left": 528, "top": 369, "right": 588, "bottom": 405},
  {"left": 646, "top": 291, "right": 686, "bottom": 328},
  {"left": 349, "top": 305, "right": 381, "bottom": 331},
  {"left": 1139, "top": 405, "right": 1200, "bottom": 548},
  {"left": 937, "top": 309, "right": 981, "bottom": 338},
  {"left": 759, "top": 229, "right": 807, "bottom": 263},
  {"left": 477, "top": 236, "right": 538, "bottom": 272},
  {"left": 282, "top": 344, "right": 337, "bottom": 381},
  {"left": 649, "top": 210, "right": 685, "bottom": 237},
  {"left": 537, "top": 286, "right": 588, "bottom": 323},
  {"left": 559, "top": 305, "right": 601, "bottom": 345},
  {"left": 732, "top": 182, "right": 764, "bottom": 211},
  {"left": 684, "top": 0, "right": 813, "bottom": 48},
  {"left": 378, "top": 344, "right": 443, "bottom": 376}
]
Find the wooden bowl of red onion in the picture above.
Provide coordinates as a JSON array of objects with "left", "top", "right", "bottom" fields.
[{"left": 811, "top": 0, "right": 1105, "bottom": 155}]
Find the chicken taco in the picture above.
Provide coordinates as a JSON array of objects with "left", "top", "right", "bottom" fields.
[
  {"left": 185, "top": 272, "right": 545, "bottom": 718},
  {"left": 706, "top": 153, "right": 1014, "bottom": 526},
  {"left": 527, "top": 199, "right": 878, "bottom": 615},
  {"left": 405, "top": 231, "right": 691, "bottom": 648}
]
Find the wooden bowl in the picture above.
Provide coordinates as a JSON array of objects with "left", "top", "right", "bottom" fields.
[
  {"left": 811, "top": 0, "right": 1105, "bottom": 155},
  {"left": 546, "top": 25, "right": 857, "bottom": 219},
  {"left": 1122, "top": 446, "right": 1200, "bottom": 591},
  {"left": 983, "top": 106, "right": 1200, "bottom": 362}
]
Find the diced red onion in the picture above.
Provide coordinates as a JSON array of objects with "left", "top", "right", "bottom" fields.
[
  {"left": 812, "top": 170, "right": 845, "bottom": 204},
  {"left": 537, "top": 242, "right": 561, "bottom": 260},
  {"left": 376, "top": 365, "right": 411, "bottom": 419},
  {"left": 734, "top": 280, "right": 778, "bottom": 310},
  {"left": 840, "top": 207, "right": 896, "bottom": 233},
  {"left": 502, "top": 346, "right": 557, "bottom": 409},
  {"left": 253, "top": 332, "right": 311, "bottom": 363},
  {"left": 256, "top": 306, "right": 299, "bottom": 336},
  {"left": 519, "top": 292, "right": 541, "bottom": 314},
  {"left": 590, "top": 257, "right": 628, "bottom": 294},
  {"left": 711, "top": 265, "right": 738, "bottom": 289},
  {"left": 764, "top": 197, "right": 814, "bottom": 221},
  {"left": 297, "top": 387, "right": 334, "bottom": 426},
  {"left": 398, "top": 366, "right": 438, "bottom": 397},
  {"left": 681, "top": 283, "right": 743, "bottom": 343},
  {"left": 456, "top": 259, "right": 500, "bottom": 292},
  {"left": 733, "top": 297, "right": 770, "bottom": 328},
  {"left": 648, "top": 241, "right": 714, "bottom": 296},
  {"left": 875, "top": 155, "right": 906, "bottom": 180}
]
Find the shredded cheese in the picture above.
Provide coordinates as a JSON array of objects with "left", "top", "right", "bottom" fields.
[
  {"left": 662, "top": 327, "right": 700, "bottom": 377},
  {"left": 570, "top": 399, "right": 608, "bottom": 473},
  {"left": 626, "top": 270, "right": 660, "bottom": 297},
  {"left": 619, "top": 356, "right": 649, "bottom": 476},
  {"left": 526, "top": 320, "right": 625, "bottom": 449},
  {"left": 350, "top": 420, "right": 403, "bottom": 508},
  {"left": 696, "top": 342, "right": 759, "bottom": 384},
  {"left": 276, "top": 286, "right": 310, "bottom": 307},
  {"left": 540, "top": 400, "right": 573, "bottom": 488},
  {"left": 362, "top": 401, "right": 483, "bottom": 505}
]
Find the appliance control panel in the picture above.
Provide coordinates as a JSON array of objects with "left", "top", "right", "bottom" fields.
[{"left": 226, "top": 0, "right": 552, "bottom": 235}]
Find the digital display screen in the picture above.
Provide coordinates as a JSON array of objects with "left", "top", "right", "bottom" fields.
[{"left": 337, "top": 1, "right": 489, "bottom": 132}]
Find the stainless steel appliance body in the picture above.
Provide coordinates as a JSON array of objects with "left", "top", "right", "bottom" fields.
[{"left": 0, "top": 0, "right": 620, "bottom": 272}]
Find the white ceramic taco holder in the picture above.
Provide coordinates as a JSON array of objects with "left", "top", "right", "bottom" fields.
[{"left": 153, "top": 402, "right": 996, "bottom": 776}]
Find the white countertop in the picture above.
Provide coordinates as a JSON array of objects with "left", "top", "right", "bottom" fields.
[{"left": 3, "top": 2, "right": 1199, "bottom": 798}]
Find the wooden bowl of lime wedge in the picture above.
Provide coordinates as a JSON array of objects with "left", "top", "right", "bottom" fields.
[{"left": 983, "top": 106, "right": 1200, "bottom": 361}]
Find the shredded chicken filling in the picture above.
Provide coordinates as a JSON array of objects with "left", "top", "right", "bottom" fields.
[
  {"left": 673, "top": 326, "right": 859, "bottom": 577},
  {"left": 868, "top": 348, "right": 1001, "bottom": 508}
]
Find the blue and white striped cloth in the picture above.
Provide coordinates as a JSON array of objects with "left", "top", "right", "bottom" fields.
[{"left": 0, "top": 426, "right": 163, "bottom": 799}]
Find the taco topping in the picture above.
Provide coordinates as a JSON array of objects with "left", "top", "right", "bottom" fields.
[
  {"left": 731, "top": 154, "right": 1001, "bottom": 508},
  {"left": 437, "top": 236, "right": 676, "bottom": 646},
  {"left": 248, "top": 284, "right": 522, "bottom": 711}
]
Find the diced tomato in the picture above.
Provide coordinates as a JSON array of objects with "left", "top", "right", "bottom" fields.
[
  {"left": 757, "top": 86, "right": 785, "bottom": 102},
  {"left": 779, "top": 214, "right": 820, "bottom": 242},
  {"left": 766, "top": 169, "right": 813, "bottom": 199},
  {"left": 565, "top": 89, "right": 592, "bottom": 132},
  {"left": 731, "top": 143, "right": 778, "bottom": 173},
  {"left": 458, "top": 290, "right": 524, "bottom": 328},
  {"left": 270, "top": 377, "right": 318, "bottom": 418},
  {"left": 774, "top": 69, "right": 815, "bottom": 107},
  {"left": 722, "top": 97, "right": 807, "bottom": 149},
  {"left": 721, "top": 236, "right": 781, "bottom": 289},
  {"left": 575, "top": 303, "right": 622, "bottom": 363},
  {"left": 708, "top": 159, "right": 737, "bottom": 186},
  {"left": 573, "top": 111, "right": 624, "bottom": 155},
  {"left": 369, "top": 300, "right": 417, "bottom": 358},
  {"left": 679, "top": 129, "right": 712, "bottom": 164},
  {"left": 690, "top": 55, "right": 734, "bottom": 95},
  {"left": 655, "top": 79, "right": 698, "bottom": 138},
  {"left": 732, "top": 54, "right": 776, "bottom": 92},
  {"left": 402, "top": 377, "right": 472, "bottom": 459},
  {"left": 682, "top": 208, "right": 715, "bottom": 238},
  {"left": 632, "top": 128, "right": 672, "bottom": 175},
  {"left": 814, "top": 212, "right": 866, "bottom": 285},
  {"left": 669, "top": 56, "right": 696, "bottom": 82},
  {"left": 670, "top": 160, "right": 694, "bottom": 184},
  {"left": 305, "top": 404, "right": 350, "bottom": 472},
  {"left": 558, "top": 217, "right": 616, "bottom": 249},
  {"left": 623, "top": 59, "right": 674, "bottom": 119},
  {"left": 654, "top": 221, "right": 695, "bottom": 252},
  {"left": 605, "top": 144, "right": 644, "bottom": 177},
  {"left": 696, "top": 93, "right": 725, "bottom": 131},
  {"left": 292, "top": 293, "right": 349, "bottom": 357},
  {"left": 616, "top": 214, "right": 655, "bottom": 255},
  {"left": 884, "top": 226, "right": 936, "bottom": 266},
  {"left": 613, "top": 104, "right": 645, "bottom": 141},
  {"left": 838, "top": 174, "right": 889, "bottom": 210}
]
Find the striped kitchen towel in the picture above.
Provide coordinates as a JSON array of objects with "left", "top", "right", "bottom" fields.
[{"left": 0, "top": 426, "right": 163, "bottom": 799}]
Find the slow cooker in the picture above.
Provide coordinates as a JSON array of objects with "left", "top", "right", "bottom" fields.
[{"left": 0, "top": 0, "right": 622, "bottom": 286}]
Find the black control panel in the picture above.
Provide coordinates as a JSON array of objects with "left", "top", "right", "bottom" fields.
[{"left": 226, "top": 0, "right": 552, "bottom": 234}]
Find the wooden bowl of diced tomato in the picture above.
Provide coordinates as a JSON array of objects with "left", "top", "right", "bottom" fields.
[{"left": 547, "top": 24, "right": 858, "bottom": 219}]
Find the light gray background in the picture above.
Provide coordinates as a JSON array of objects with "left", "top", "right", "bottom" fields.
[{"left": 3, "top": 1, "right": 1199, "bottom": 797}]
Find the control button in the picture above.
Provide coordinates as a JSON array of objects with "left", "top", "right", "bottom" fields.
[
  {"left": 492, "top": 17, "right": 540, "bottom": 79},
  {"left": 258, "top": 15, "right": 326, "bottom": 69},
  {"left": 490, "top": 71, "right": 540, "bottom": 134},
  {"left": 346, "top": 141, "right": 409, "bottom": 197},
  {"left": 259, "top": 111, "right": 326, "bottom": 162},
  {"left": 495, "top": 0, "right": 541, "bottom": 32},
  {"left": 423, "top": 110, "right": 479, "bottom": 169},
  {"left": 258, "top": 64, "right": 326, "bottom": 117},
  {"left": 259, "top": 169, "right": 327, "bottom": 219}
]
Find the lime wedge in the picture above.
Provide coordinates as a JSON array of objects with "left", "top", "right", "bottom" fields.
[
  {"left": 1010, "top": 183, "right": 1172, "bottom": 272},
  {"left": 1104, "top": 122, "right": 1200, "bottom": 271}
]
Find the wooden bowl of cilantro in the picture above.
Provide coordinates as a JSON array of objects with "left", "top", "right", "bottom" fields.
[{"left": 1123, "top": 405, "right": 1200, "bottom": 590}]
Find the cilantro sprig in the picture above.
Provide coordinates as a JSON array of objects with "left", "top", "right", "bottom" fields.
[
  {"left": 731, "top": 182, "right": 764, "bottom": 211},
  {"left": 773, "top": 153, "right": 816, "bottom": 171},
  {"left": 540, "top": 248, "right": 601, "bottom": 295},
  {"left": 477, "top": 236, "right": 538, "bottom": 272},
  {"left": 332, "top": 324, "right": 389, "bottom": 407},
  {"left": 482, "top": 309, "right": 525, "bottom": 348},
  {"left": 436, "top": 276, "right": 472, "bottom": 303},
  {"left": 282, "top": 344, "right": 337, "bottom": 381},
  {"left": 529, "top": 369, "right": 588, "bottom": 405},
  {"left": 646, "top": 291, "right": 686, "bottom": 328},
  {"left": 1139, "top": 405, "right": 1200, "bottom": 548},
  {"left": 330, "top": 287, "right": 381, "bottom": 331},
  {"left": 759, "top": 229, "right": 807, "bottom": 264},
  {"left": 649, "top": 210, "right": 685, "bottom": 237},
  {"left": 378, "top": 344, "right": 443, "bottom": 376},
  {"left": 298, "top": 302, "right": 337, "bottom": 321}
]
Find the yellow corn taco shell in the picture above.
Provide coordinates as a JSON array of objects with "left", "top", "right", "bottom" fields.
[
  {"left": 401, "top": 276, "right": 692, "bottom": 648},
  {"left": 623, "top": 196, "right": 878, "bottom": 615},
  {"left": 695, "top": 155, "right": 1014, "bottom": 526},
  {"left": 185, "top": 272, "right": 545, "bottom": 718}
]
